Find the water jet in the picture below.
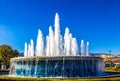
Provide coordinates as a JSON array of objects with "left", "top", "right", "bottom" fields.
[{"left": 9, "top": 13, "right": 104, "bottom": 78}]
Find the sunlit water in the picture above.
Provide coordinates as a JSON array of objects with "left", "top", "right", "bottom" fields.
[{"left": 9, "top": 13, "right": 106, "bottom": 78}]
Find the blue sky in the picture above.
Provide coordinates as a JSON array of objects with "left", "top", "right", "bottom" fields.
[{"left": 0, "top": 0, "right": 120, "bottom": 54}]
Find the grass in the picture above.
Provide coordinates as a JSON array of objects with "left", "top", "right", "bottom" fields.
[
  {"left": 0, "top": 76, "right": 120, "bottom": 81},
  {"left": 0, "top": 70, "right": 119, "bottom": 81},
  {"left": 0, "top": 68, "right": 119, "bottom": 81},
  {"left": 105, "top": 67, "right": 120, "bottom": 72}
]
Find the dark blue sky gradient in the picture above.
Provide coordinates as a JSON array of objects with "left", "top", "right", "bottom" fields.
[{"left": 0, "top": 0, "right": 120, "bottom": 54}]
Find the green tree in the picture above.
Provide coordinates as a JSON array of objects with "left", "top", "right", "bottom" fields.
[
  {"left": 0, "top": 44, "right": 19, "bottom": 65},
  {"left": 116, "top": 64, "right": 120, "bottom": 69}
]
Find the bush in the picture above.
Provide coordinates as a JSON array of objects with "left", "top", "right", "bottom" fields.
[
  {"left": 113, "top": 64, "right": 120, "bottom": 71},
  {"left": 116, "top": 64, "right": 120, "bottom": 69}
]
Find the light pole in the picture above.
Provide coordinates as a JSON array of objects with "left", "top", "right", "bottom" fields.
[
  {"left": 109, "top": 50, "right": 112, "bottom": 55},
  {"left": 108, "top": 50, "right": 112, "bottom": 68}
]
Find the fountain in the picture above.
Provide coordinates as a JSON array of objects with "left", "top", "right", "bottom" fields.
[{"left": 9, "top": 13, "right": 104, "bottom": 78}]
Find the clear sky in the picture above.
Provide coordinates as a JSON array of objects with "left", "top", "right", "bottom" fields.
[{"left": 0, "top": 0, "right": 120, "bottom": 54}]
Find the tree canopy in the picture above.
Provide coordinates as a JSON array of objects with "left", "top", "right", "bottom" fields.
[{"left": 0, "top": 44, "right": 19, "bottom": 65}]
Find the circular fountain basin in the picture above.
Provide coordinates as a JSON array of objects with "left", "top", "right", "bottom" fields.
[{"left": 10, "top": 56, "right": 104, "bottom": 78}]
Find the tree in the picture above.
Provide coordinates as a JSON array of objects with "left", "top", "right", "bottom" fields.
[
  {"left": 0, "top": 44, "right": 19, "bottom": 65},
  {"left": 115, "top": 64, "right": 120, "bottom": 69}
]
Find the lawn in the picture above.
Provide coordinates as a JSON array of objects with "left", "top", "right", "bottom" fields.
[
  {"left": 0, "top": 68, "right": 119, "bottom": 81},
  {"left": 0, "top": 76, "right": 120, "bottom": 81}
]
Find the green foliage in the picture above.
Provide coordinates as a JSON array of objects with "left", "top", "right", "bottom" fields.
[
  {"left": 0, "top": 44, "right": 19, "bottom": 65},
  {"left": 114, "top": 64, "right": 120, "bottom": 72},
  {"left": 105, "top": 66, "right": 120, "bottom": 72},
  {"left": 116, "top": 64, "right": 120, "bottom": 69}
]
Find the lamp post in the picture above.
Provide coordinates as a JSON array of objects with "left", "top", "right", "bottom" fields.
[
  {"left": 109, "top": 50, "right": 112, "bottom": 55},
  {"left": 108, "top": 50, "right": 112, "bottom": 68}
]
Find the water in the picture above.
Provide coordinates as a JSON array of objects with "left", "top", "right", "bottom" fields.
[
  {"left": 10, "top": 56, "right": 104, "bottom": 78},
  {"left": 28, "top": 44, "right": 31, "bottom": 57},
  {"left": 23, "top": 13, "right": 89, "bottom": 57},
  {"left": 49, "top": 26, "right": 55, "bottom": 56},
  {"left": 24, "top": 43, "right": 27, "bottom": 57},
  {"left": 30, "top": 39, "right": 34, "bottom": 56},
  {"left": 86, "top": 42, "right": 89, "bottom": 56},
  {"left": 71, "top": 38, "right": 78, "bottom": 56},
  {"left": 54, "top": 13, "right": 62, "bottom": 56},
  {"left": 9, "top": 13, "right": 104, "bottom": 78},
  {"left": 36, "top": 29, "right": 44, "bottom": 56},
  {"left": 81, "top": 40, "right": 85, "bottom": 56}
]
